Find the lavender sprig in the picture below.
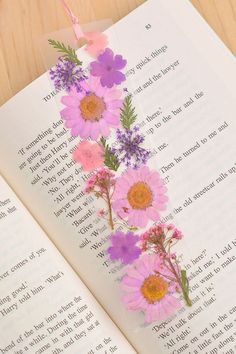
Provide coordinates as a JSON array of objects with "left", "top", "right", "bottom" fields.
[
  {"left": 112, "top": 126, "right": 151, "bottom": 169},
  {"left": 49, "top": 57, "right": 87, "bottom": 92}
]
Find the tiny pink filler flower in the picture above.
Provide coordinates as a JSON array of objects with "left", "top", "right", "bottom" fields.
[
  {"left": 112, "top": 166, "right": 168, "bottom": 227},
  {"left": 73, "top": 141, "right": 104, "bottom": 171},
  {"left": 61, "top": 76, "right": 123, "bottom": 140},
  {"left": 85, "top": 168, "right": 116, "bottom": 229},
  {"left": 121, "top": 254, "right": 181, "bottom": 323}
]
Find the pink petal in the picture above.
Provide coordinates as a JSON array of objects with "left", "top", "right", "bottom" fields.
[
  {"left": 142, "top": 254, "right": 158, "bottom": 273},
  {"left": 145, "top": 305, "right": 155, "bottom": 323},
  {"left": 69, "top": 86, "right": 81, "bottom": 97},
  {"left": 136, "top": 257, "right": 152, "bottom": 278},
  {"left": 121, "top": 283, "right": 139, "bottom": 293},
  {"left": 146, "top": 207, "right": 160, "bottom": 221},
  {"left": 122, "top": 292, "right": 146, "bottom": 310},
  {"left": 71, "top": 125, "right": 81, "bottom": 137},
  {"left": 123, "top": 168, "right": 139, "bottom": 184},
  {"left": 60, "top": 107, "right": 80, "bottom": 121},
  {"left": 114, "top": 180, "right": 130, "bottom": 194},
  {"left": 61, "top": 95, "right": 79, "bottom": 107},
  {"left": 151, "top": 303, "right": 161, "bottom": 322},
  {"left": 122, "top": 276, "right": 143, "bottom": 288},
  {"left": 106, "top": 99, "right": 123, "bottom": 110},
  {"left": 88, "top": 76, "right": 101, "bottom": 91},
  {"left": 79, "top": 121, "right": 92, "bottom": 138},
  {"left": 104, "top": 88, "right": 122, "bottom": 100},
  {"left": 99, "top": 119, "right": 110, "bottom": 136},
  {"left": 167, "top": 295, "right": 181, "bottom": 310},
  {"left": 90, "top": 122, "right": 100, "bottom": 140},
  {"left": 128, "top": 210, "right": 148, "bottom": 228},
  {"left": 96, "top": 85, "right": 107, "bottom": 98},
  {"left": 148, "top": 171, "right": 161, "bottom": 184},
  {"left": 112, "top": 199, "right": 127, "bottom": 210},
  {"left": 126, "top": 267, "right": 145, "bottom": 281},
  {"left": 84, "top": 32, "right": 108, "bottom": 57},
  {"left": 80, "top": 80, "right": 90, "bottom": 92},
  {"left": 103, "top": 111, "right": 119, "bottom": 125},
  {"left": 154, "top": 201, "right": 168, "bottom": 211},
  {"left": 64, "top": 119, "right": 79, "bottom": 128},
  {"left": 138, "top": 166, "right": 150, "bottom": 181}
]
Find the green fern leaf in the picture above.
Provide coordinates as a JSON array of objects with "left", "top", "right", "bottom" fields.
[
  {"left": 120, "top": 95, "right": 137, "bottom": 129},
  {"left": 100, "top": 138, "right": 120, "bottom": 171},
  {"left": 48, "top": 39, "right": 82, "bottom": 66}
]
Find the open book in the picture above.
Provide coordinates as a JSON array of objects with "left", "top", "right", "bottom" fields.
[{"left": 0, "top": 0, "right": 236, "bottom": 353}]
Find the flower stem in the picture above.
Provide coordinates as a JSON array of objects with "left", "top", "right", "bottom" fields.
[
  {"left": 168, "top": 259, "right": 192, "bottom": 306},
  {"left": 180, "top": 269, "right": 192, "bottom": 306},
  {"left": 160, "top": 245, "right": 192, "bottom": 307},
  {"left": 105, "top": 189, "right": 114, "bottom": 230}
]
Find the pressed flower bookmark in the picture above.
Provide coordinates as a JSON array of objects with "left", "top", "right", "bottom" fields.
[{"left": 47, "top": 0, "right": 192, "bottom": 324}]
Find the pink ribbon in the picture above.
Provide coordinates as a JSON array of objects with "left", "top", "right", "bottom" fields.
[
  {"left": 60, "top": 0, "right": 84, "bottom": 40},
  {"left": 60, "top": 0, "right": 108, "bottom": 57}
]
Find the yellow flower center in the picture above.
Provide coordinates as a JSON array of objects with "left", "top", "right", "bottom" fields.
[
  {"left": 127, "top": 182, "right": 153, "bottom": 209},
  {"left": 141, "top": 275, "right": 168, "bottom": 303},
  {"left": 80, "top": 93, "right": 106, "bottom": 121}
]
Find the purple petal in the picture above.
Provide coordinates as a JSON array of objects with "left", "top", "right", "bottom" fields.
[
  {"left": 100, "top": 73, "right": 116, "bottom": 88},
  {"left": 112, "top": 71, "right": 126, "bottom": 85},
  {"left": 113, "top": 54, "right": 127, "bottom": 70},
  {"left": 90, "top": 61, "right": 106, "bottom": 77},
  {"left": 98, "top": 48, "right": 114, "bottom": 66}
]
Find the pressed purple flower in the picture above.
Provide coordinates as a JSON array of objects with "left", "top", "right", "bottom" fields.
[
  {"left": 49, "top": 57, "right": 87, "bottom": 92},
  {"left": 90, "top": 48, "right": 127, "bottom": 88},
  {"left": 108, "top": 231, "right": 141, "bottom": 265},
  {"left": 112, "top": 126, "right": 151, "bottom": 169}
]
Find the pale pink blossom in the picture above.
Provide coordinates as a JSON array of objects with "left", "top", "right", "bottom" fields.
[{"left": 73, "top": 141, "right": 104, "bottom": 171}]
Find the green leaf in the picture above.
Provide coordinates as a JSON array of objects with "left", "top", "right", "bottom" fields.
[
  {"left": 181, "top": 269, "right": 192, "bottom": 306},
  {"left": 100, "top": 138, "right": 120, "bottom": 172},
  {"left": 181, "top": 269, "right": 189, "bottom": 290},
  {"left": 120, "top": 95, "right": 137, "bottom": 129},
  {"left": 48, "top": 39, "right": 82, "bottom": 66}
]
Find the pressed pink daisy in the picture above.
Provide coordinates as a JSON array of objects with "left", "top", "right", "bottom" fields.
[
  {"left": 60, "top": 75, "right": 122, "bottom": 140},
  {"left": 112, "top": 166, "right": 168, "bottom": 228},
  {"left": 121, "top": 254, "right": 181, "bottom": 323}
]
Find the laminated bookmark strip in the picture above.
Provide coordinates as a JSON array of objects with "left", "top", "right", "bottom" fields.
[{"left": 45, "top": 0, "right": 193, "bottom": 324}]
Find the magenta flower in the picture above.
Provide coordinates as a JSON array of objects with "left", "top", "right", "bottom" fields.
[
  {"left": 108, "top": 231, "right": 141, "bottom": 265},
  {"left": 121, "top": 254, "right": 181, "bottom": 323},
  {"left": 112, "top": 166, "right": 168, "bottom": 228},
  {"left": 90, "top": 48, "right": 127, "bottom": 88},
  {"left": 60, "top": 76, "right": 122, "bottom": 139}
]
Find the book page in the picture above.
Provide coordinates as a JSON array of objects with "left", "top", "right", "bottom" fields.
[
  {"left": 0, "top": 176, "right": 135, "bottom": 353},
  {"left": 0, "top": 0, "right": 236, "bottom": 353}
]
